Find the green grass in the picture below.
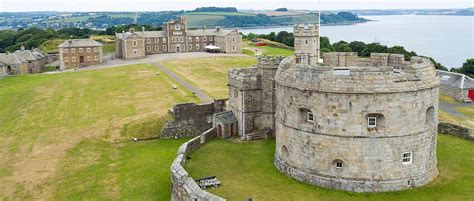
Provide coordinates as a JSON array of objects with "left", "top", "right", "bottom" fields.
[
  {"left": 186, "top": 135, "right": 474, "bottom": 200},
  {"left": 39, "top": 39, "right": 65, "bottom": 54},
  {"left": 439, "top": 95, "right": 459, "bottom": 104},
  {"left": 0, "top": 63, "right": 199, "bottom": 199},
  {"left": 258, "top": 45, "right": 294, "bottom": 56},
  {"left": 186, "top": 12, "right": 255, "bottom": 16},
  {"left": 162, "top": 56, "right": 258, "bottom": 99},
  {"left": 53, "top": 138, "right": 188, "bottom": 200},
  {"left": 242, "top": 49, "right": 256, "bottom": 56},
  {"left": 102, "top": 44, "right": 116, "bottom": 54},
  {"left": 455, "top": 106, "right": 474, "bottom": 117},
  {"left": 185, "top": 15, "right": 226, "bottom": 27}
]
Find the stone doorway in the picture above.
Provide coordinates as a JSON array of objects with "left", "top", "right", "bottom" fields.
[{"left": 176, "top": 46, "right": 181, "bottom": 53}]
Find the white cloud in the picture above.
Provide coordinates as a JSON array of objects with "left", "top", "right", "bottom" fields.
[{"left": 0, "top": 0, "right": 472, "bottom": 12}]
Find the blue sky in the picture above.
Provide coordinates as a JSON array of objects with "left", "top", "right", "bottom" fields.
[{"left": 1, "top": 0, "right": 472, "bottom": 12}]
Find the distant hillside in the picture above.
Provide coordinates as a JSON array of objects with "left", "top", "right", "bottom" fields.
[{"left": 347, "top": 8, "right": 474, "bottom": 16}]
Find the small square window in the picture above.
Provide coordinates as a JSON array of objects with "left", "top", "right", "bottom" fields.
[
  {"left": 94, "top": 47, "right": 98, "bottom": 52},
  {"left": 64, "top": 49, "right": 68, "bottom": 53},
  {"left": 402, "top": 152, "right": 412, "bottom": 164},
  {"left": 87, "top": 48, "right": 91, "bottom": 52},
  {"left": 71, "top": 49, "right": 76, "bottom": 53},
  {"left": 307, "top": 112, "right": 314, "bottom": 122},
  {"left": 368, "top": 117, "right": 377, "bottom": 128},
  {"left": 335, "top": 161, "right": 343, "bottom": 168},
  {"left": 79, "top": 48, "right": 83, "bottom": 53}
]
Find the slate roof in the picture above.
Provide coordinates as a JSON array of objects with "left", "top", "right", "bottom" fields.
[
  {"left": 14, "top": 49, "right": 44, "bottom": 61},
  {"left": 0, "top": 52, "right": 25, "bottom": 65},
  {"left": 214, "top": 111, "right": 238, "bottom": 125},
  {"left": 115, "top": 28, "right": 237, "bottom": 39},
  {"left": 58, "top": 39, "right": 103, "bottom": 48},
  {"left": 437, "top": 70, "right": 474, "bottom": 89}
]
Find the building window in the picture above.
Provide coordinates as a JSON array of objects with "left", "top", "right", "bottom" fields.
[
  {"left": 426, "top": 106, "right": 435, "bottom": 125},
  {"left": 147, "top": 46, "right": 151, "bottom": 51},
  {"left": 133, "top": 50, "right": 137, "bottom": 55},
  {"left": 87, "top": 48, "right": 91, "bottom": 52},
  {"left": 163, "top": 45, "right": 167, "bottom": 51},
  {"left": 133, "top": 40, "right": 137, "bottom": 47},
  {"left": 79, "top": 48, "right": 83, "bottom": 53},
  {"left": 203, "top": 37, "right": 207, "bottom": 41},
  {"left": 189, "top": 44, "right": 192, "bottom": 50},
  {"left": 94, "top": 56, "right": 98, "bottom": 61},
  {"left": 196, "top": 37, "right": 199, "bottom": 42},
  {"left": 64, "top": 57, "right": 68, "bottom": 62},
  {"left": 335, "top": 161, "right": 344, "bottom": 169},
  {"left": 402, "top": 152, "right": 413, "bottom": 164},
  {"left": 71, "top": 56, "right": 76, "bottom": 63},
  {"left": 87, "top": 56, "right": 91, "bottom": 61},
  {"left": 233, "top": 89, "right": 238, "bottom": 98},
  {"left": 155, "top": 38, "right": 159, "bottom": 43},
  {"left": 94, "top": 47, "right": 98, "bottom": 52},
  {"left": 300, "top": 56, "right": 306, "bottom": 64},
  {"left": 232, "top": 45, "right": 236, "bottom": 51},
  {"left": 305, "top": 40, "right": 308, "bottom": 44},
  {"left": 180, "top": 37, "right": 184, "bottom": 42},
  {"left": 307, "top": 112, "right": 314, "bottom": 122},
  {"left": 171, "top": 45, "right": 175, "bottom": 51},
  {"left": 232, "top": 37, "right": 235, "bottom": 43},
  {"left": 172, "top": 37, "right": 175, "bottom": 43},
  {"left": 64, "top": 49, "right": 68, "bottom": 53},
  {"left": 155, "top": 45, "right": 159, "bottom": 51},
  {"left": 368, "top": 117, "right": 377, "bottom": 128},
  {"left": 188, "top": 37, "right": 192, "bottom": 41},
  {"left": 175, "top": 24, "right": 181, "bottom": 30},
  {"left": 71, "top": 48, "right": 76, "bottom": 53},
  {"left": 162, "top": 38, "right": 166, "bottom": 43},
  {"left": 209, "top": 37, "right": 213, "bottom": 41},
  {"left": 196, "top": 44, "right": 200, "bottom": 49},
  {"left": 147, "top": 38, "right": 151, "bottom": 44}
]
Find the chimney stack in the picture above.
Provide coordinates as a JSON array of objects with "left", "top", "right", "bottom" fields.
[
  {"left": 142, "top": 26, "right": 145, "bottom": 33},
  {"left": 20, "top": 45, "right": 25, "bottom": 51}
]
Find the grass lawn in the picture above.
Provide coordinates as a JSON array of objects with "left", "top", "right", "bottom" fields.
[
  {"left": 439, "top": 95, "right": 458, "bottom": 104},
  {"left": 185, "top": 135, "right": 474, "bottom": 200},
  {"left": 258, "top": 45, "right": 294, "bottom": 56},
  {"left": 0, "top": 63, "right": 198, "bottom": 199},
  {"left": 161, "top": 56, "right": 258, "bottom": 99},
  {"left": 39, "top": 39, "right": 65, "bottom": 54},
  {"left": 102, "top": 44, "right": 116, "bottom": 54}
]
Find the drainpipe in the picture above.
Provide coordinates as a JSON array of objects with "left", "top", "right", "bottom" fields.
[{"left": 241, "top": 90, "right": 245, "bottom": 139}]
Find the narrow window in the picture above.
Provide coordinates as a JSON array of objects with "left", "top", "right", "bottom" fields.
[
  {"left": 155, "top": 45, "right": 159, "bottom": 51},
  {"left": 94, "top": 56, "right": 98, "bottom": 61},
  {"left": 87, "top": 56, "right": 91, "bottom": 61},
  {"left": 307, "top": 112, "right": 314, "bottom": 122},
  {"left": 87, "top": 48, "right": 91, "bottom": 52},
  {"left": 133, "top": 50, "right": 137, "bottom": 55},
  {"left": 335, "top": 161, "right": 344, "bottom": 169},
  {"left": 163, "top": 45, "right": 167, "bottom": 51},
  {"left": 71, "top": 56, "right": 76, "bottom": 62},
  {"left": 133, "top": 41, "right": 137, "bottom": 47},
  {"left": 71, "top": 48, "right": 75, "bottom": 53},
  {"left": 147, "top": 46, "right": 151, "bottom": 51},
  {"left": 426, "top": 106, "right": 435, "bottom": 125},
  {"left": 368, "top": 117, "right": 377, "bottom": 128},
  {"left": 147, "top": 38, "right": 151, "bottom": 44},
  {"left": 189, "top": 44, "right": 192, "bottom": 50},
  {"left": 305, "top": 40, "right": 308, "bottom": 44},
  {"left": 155, "top": 38, "right": 159, "bottom": 43},
  {"left": 64, "top": 57, "right": 68, "bottom": 62},
  {"left": 64, "top": 49, "right": 68, "bottom": 53},
  {"left": 94, "top": 47, "right": 98, "bottom": 52},
  {"left": 79, "top": 48, "right": 83, "bottom": 53},
  {"left": 196, "top": 44, "right": 200, "bottom": 49},
  {"left": 233, "top": 89, "right": 238, "bottom": 98},
  {"left": 402, "top": 152, "right": 412, "bottom": 164}
]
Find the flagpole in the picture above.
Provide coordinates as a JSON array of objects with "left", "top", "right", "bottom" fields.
[{"left": 318, "top": 0, "right": 321, "bottom": 61}]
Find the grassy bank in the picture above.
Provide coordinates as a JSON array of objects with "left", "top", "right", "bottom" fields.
[{"left": 186, "top": 135, "right": 474, "bottom": 200}]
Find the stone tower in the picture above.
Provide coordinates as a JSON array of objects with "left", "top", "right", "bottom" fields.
[
  {"left": 293, "top": 24, "right": 320, "bottom": 65},
  {"left": 274, "top": 52, "right": 440, "bottom": 192}
]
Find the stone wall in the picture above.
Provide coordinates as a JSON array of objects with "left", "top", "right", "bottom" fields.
[
  {"left": 170, "top": 128, "right": 226, "bottom": 201},
  {"left": 438, "top": 121, "right": 473, "bottom": 140},
  {"left": 439, "top": 85, "right": 469, "bottom": 102},
  {"left": 160, "top": 100, "right": 226, "bottom": 139}
]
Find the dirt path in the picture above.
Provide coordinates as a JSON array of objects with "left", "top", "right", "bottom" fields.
[{"left": 153, "top": 62, "right": 213, "bottom": 103}]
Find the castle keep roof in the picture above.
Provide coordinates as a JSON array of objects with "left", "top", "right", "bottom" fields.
[
  {"left": 275, "top": 52, "right": 440, "bottom": 93},
  {"left": 59, "top": 39, "right": 102, "bottom": 48}
]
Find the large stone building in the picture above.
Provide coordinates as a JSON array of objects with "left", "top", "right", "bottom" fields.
[
  {"left": 437, "top": 70, "right": 474, "bottom": 102},
  {"left": 227, "top": 24, "right": 440, "bottom": 192},
  {"left": 58, "top": 39, "right": 103, "bottom": 70},
  {"left": 115, "top": 17, "right": 242, "bottom": 60},
  {"left": 0, "top": 45, "right": 46, "bottom": 74}
]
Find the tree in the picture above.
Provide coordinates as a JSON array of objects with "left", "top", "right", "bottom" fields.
[
  {"left": 320, "top": 36, "right": 332, "bottom": 50},
  {"left": 348, "top": 41, "right": 366, "bottom": 56},
  {"left": 455, "top": 59, "right": 474, "bottom": 77},
  {"left": 275, "top": 8, "right": 288, "bottom": 12},
  {"left": 332, "top": 41, "right": 352, "bottom": 52},
  {"left": 361, "top": 43, "right": 388, "bottom": 57}
]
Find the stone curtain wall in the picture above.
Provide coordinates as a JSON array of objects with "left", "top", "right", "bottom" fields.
[
  {"left": 439, "top": 121, "right": 473, "bottom": 140},
  {"left": 439, "top": 85, "right": 469, "bottom": 102},
  {"left": 170, "top": 128, "right": 226, "bottom": 201},
  {"left": 161, "top": 100, "right": 226, "bottom": 139}
]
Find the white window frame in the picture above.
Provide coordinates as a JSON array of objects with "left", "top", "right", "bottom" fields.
[
  {"left": 94, "top": 55, "right": 98, "bottom": 61},
  {"left": 87, "top": 56, "right": 91, "bottom": 61},
  {"left": 163, "top": 45, "right": 167, "bottom": 51},
  {"left": 307, "top": 112, "right": 314, "bottom": 122},
  {"left": 162, "top": 38, "right": 166, "bottom": 43},
  {"left": 64, "top": 49, "right": 68, "bottom": 54},
  {"left": 196, "top": 37, "right": 199, "bottom": 42},
  {"left": 71, "top": 48, "right": 76, "bottom": 53},
  {"left": 368, "top": 117, "right": 377, "bottom": 128},
  {"left": 87, "top": 48, "right": 91, "bottom": 53},
  {"left": 196, "top": 44, "right": 200, "bottom": 50},
  {"left": 402, "top": 152, "right": 413, "bottom": 164},
  {"left": 147, "top": 46, "right": 151, "bottom": 51},
  {"left": 71, "top": 56, "right": 76, "bottom": 63},
  {"left": 155, "top": 45, "right": 159, "bottom": 51},
  {"left": 147, "top": 38, "right": 151, "bottom": 44},
  {"left": 335, "top": 161, "right": 344, "bottom": 169},
  {"left": 79, "top": 48, "right": 83, "bottom": 53}
]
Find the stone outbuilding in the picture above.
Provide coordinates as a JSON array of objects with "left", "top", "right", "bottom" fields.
[
  {"left": 213, "top": 111, "right": 238, "bottom": 139},
  {"left": 0, "top": 61, "right": 8, "bottom": 77},
  {"left": 58, "top": 39, "right": 103, "bottom": 70},
  {"left": 14, "top": 45, "right": 46, "bottom": 74},
  {"left": 437, "top": 70, "right": 474, "bottom": 102},
  {"left": 0, "top": 51, "right": 28, "bottom": 74}
]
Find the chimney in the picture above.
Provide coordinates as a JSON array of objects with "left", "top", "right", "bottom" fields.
[
  {"left": 68, "top": 40, "right": 72, "bottom": 45},
  {"left": 203, "top": 25, "right": 207, "bottom": 31},
  {"left": 20, "top": 45, "right": 25, "bottom": 51},
  {"left": 5, "top": 51, "right": 9, "bottom": 55},
  {"left": 142, "top": 26, "right": 145, "bottom": 33},
  {"left": 122, "top": 30, "right": 125, "bottom": 38},
  {"left": 216, "top": 26, "right": 221, "bottom": 32}
]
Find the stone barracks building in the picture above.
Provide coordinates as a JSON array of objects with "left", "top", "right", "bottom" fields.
[
  {"left": 115, "top": 17, "right": 242, "bottom": 60},
  {"left": 0, "top": 45, "right": 46, "bottom": 74},
  {"left": 226, "top": 24, "right": 440, "bottom": 192},
  {"left": 58, "top": 39, "right": 103, "bottom": 70},
  {"left": 437, "top": 70, "right": 474, "bottom": 102}
]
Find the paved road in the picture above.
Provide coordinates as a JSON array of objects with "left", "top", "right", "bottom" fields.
[
  {"left": 439, "top": 102, "right": 474, "bottom": 118},
  {"left": 153, "top": 62, "right": 213, "bottom": 103}
]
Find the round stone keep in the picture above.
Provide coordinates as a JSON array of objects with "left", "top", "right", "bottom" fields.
[{"left": 273, "top": 52, "right": 440, "bottom": 192}]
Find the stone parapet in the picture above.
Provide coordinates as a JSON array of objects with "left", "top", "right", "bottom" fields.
[{"left": 171, "top": 128, "right": 226, "bottom": 201}]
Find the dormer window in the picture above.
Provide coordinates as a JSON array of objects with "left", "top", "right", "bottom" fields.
[{"left": 175, "top": 24, "right": 181, "bottom": 30}]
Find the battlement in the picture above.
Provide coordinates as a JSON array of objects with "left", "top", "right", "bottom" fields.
[
  {"left": 257, "top": 56, "right": 285, "bottom": 68},
  {"left": 293, "top": 24, "right": 319, "bottom": 35},
  {"left": 323, "top": 52, "right": 411, "bottom": 68}
]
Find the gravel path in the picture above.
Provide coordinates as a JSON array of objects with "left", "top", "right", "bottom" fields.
[
  {"left": 153, "top": 62, "right": 213, "bottom": 103},
  {"left": 439, "top": 102, "right": 474, "bottom": 118}
]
